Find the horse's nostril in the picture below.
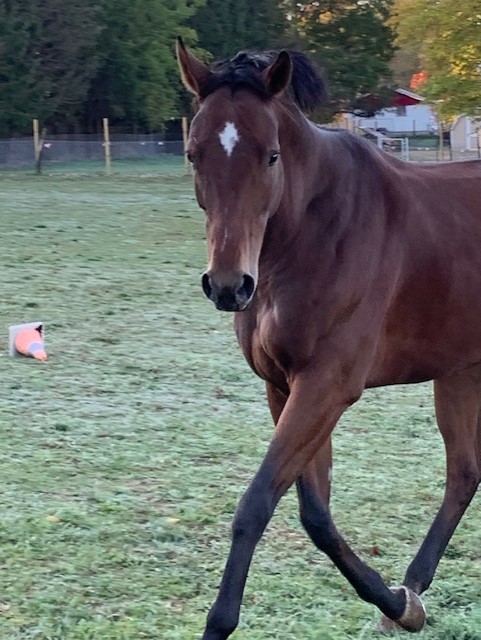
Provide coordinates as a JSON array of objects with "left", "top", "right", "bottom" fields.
[
  {"left": 202, "top": 273, "right": 213, "bottom": 299},
  {"left": 242, "top": 274, "right": 255, "bottom": 299},
  {"left": 202, "top": 272, "right": 255, "bottom": 309}
]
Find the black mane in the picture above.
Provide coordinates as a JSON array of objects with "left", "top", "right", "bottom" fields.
[{"left": 200, "top": 50, "right": 327, "bottom": 112}]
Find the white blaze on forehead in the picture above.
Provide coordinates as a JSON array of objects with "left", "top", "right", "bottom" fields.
[{"left": 219, "top": 121, "right": 239, "bottom": 157}]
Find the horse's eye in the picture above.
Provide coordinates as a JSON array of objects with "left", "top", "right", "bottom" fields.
[
  {"left": 268, "top": 152, "right": 279, "bottom": 167},
  {"left": 186, "top": 152, "right": 195, "bottom": 169}
]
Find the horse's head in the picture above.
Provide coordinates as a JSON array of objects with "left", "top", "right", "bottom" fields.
[{"left": 177, "top": 39, "right": 301, "bottom": 311}]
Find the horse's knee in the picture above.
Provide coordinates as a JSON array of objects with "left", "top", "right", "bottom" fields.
[
  {"left": 297, "top": 475, "right": 338, "bottom": 552},
  {"left": 299, "top": 509, "right": 339, "bottom": 554},
  {"left": 231, "top": 515, "right": 264, "bottom": 543},
  {"left": 232, "top": 483, "right": 273, "bottom": 543}
]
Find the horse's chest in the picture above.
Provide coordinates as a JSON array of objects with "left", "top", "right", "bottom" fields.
[
  {"left": 235, "top": 308, "right": 305, "bottom": 391},
  {"left": 235, "top": 312, "right": 276, "bottom": 379}
]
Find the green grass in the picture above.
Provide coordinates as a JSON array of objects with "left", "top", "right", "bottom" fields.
[
  {"left": 0, "top": 154, "right": 185, "bottom": 176},
  {"left": 0, "top": 167, "right": 481, "bottom": 639}
]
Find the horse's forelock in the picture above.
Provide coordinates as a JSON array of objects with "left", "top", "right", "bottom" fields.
[{"left": 200, "top": 50, "right": 327, "bottom": 112}]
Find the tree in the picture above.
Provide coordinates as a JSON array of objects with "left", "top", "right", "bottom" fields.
[
  {"left": 85, "top": 0, "right": 202, "bottom": 133},
  {"left": 0, "top": 0, "right": 203, "bottom": 135},
  {"left": 0, "top": 0, "right": 40, "bottom": 136},
  {"left": 288, "top": 0, "right": 396, "bottom": 118},
  {"left": 392, "top": 0, "right": 481, "bottom": 118},
  {"left": 191, "top": 0, "right": 287, "bottom": 60},
  {"left": 390, "top": 47, "right": 422, "bottom": 89},
  {"left": 0, "top": 0, "right": 102, "bottom": 136},
  {"left": 35, "top": 0, "right": 103, "bottom": 130}
]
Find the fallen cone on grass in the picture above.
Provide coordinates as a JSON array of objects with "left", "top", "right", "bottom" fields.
[{"left": 13, "top": 326, "right": 47, "bottom": 361}]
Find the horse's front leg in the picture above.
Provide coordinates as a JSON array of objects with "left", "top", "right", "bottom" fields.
[
  {"left": 201, "top": 372, "right": 359, "bottom": 640},
  {"left": 269, "top": 383, "right": 425, "bottom": 631},
  {"left": 267, "top": 381, "right": 425, "bottom": 632},
  {"left": 297, "top": 450, "right": 426, "bottom": 632}
]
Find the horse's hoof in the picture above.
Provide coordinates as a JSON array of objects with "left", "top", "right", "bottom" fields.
[{"left": 378, "top": 586, "right": 426, "bottom": 633}]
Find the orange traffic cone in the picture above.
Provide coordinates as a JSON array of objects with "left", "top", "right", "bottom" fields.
[{"left": 14, "top": 326, "right": 47, "bottom": 361}]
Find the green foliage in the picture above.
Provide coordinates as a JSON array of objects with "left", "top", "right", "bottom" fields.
[
  {"left": 0, "top": 0, "right": 102, "bottom": 136},
  {"left": 0, "top": 0, "right": 40, "bottom": 136},
  {"left": 392, "top": 0, "right": 481, "bottom": 118},
  {"left": 0, "top": 0, "right": 201, "bottom": 135},
  {"left": 35, "top": 0, "right": 103, "bottom": 127},
  {"left": 0, "top": 0, "right": 396, "bottom": 134},
  {"left": 288, "top": 0, "right": 395, "bottom": 116},
  {"left": 86, "top": 0, "right": 202, "bottom": 132},
  {"left": 191, "top": 0, "right": 287, "bottom": 59}
]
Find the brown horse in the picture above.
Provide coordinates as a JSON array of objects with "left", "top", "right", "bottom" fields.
[{"left": 177, "top": 37, "right": 481, "bottom": 638}]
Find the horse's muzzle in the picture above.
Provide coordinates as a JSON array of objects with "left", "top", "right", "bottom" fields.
[{"left": 202, "top": 272, "right": 255, "bottom": 311}]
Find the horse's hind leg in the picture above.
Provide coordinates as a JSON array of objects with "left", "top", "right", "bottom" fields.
[{"left": 400, "top": 366, "right": 481, "bottom": 597}]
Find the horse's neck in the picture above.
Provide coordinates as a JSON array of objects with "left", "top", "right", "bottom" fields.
[
  {"left": 273, "top": 117, "right": 349, "bottom": 237},
  {"left": 260, "top": 124, "right": 388, "bottom": 285}
]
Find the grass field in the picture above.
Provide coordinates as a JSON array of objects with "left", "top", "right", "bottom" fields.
[{"left": 1, "top": 161, "right": 481, "bottom": 639}]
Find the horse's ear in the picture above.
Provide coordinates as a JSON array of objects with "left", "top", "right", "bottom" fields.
[
  {"left": 176, "top": 37, "right": 212, "bottom": 96},
  {"left": 263, "top": 51, "right": 292, "bottom": 97}
]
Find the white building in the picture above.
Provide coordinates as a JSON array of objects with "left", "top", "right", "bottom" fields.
[
  {"left": 348, "top": 89, "right": 438, "bottom": 136},
  {"left": 450, "top": 115, "right": 480, "bottom": 152}
]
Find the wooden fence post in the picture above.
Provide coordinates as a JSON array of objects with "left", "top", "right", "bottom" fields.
[
  {"left": 182, "top": 116, "right": 190, "bottom": 173},
  {"left": 33, "top": 119, "right": 40, "bottom": 173},
  {"left": 33, "top": 119, "right": 47, "bottom": 174},
  {"left": 103, "top": 118, "right": 111, "bottom": 175},
  {"left": 437, "top": 119, "right": 444, "bottom": 162}
]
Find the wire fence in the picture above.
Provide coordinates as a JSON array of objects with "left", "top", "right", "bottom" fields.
[
  {"left": 0, "top": 134, "right": 187, "bottom": 175},
  {"left": 0, "top": 131, "right": 479, "bottom": 176}
]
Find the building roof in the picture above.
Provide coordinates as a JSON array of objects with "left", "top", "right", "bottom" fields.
[{"left": 393, "top": 88, "right": 425, "bottom": 107}]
